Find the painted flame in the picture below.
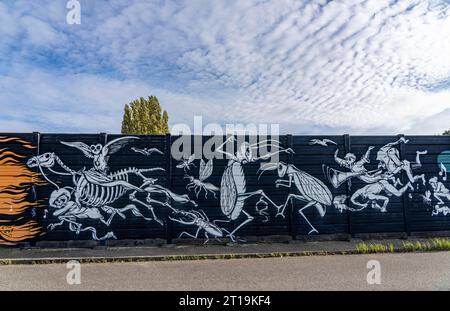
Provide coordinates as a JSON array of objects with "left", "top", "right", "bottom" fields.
[
  {"left": 0, "top": 136, "right": 46, "bottom": 245},
  {"left": 0, "top": 221, "right": 43, "bottom": 245}
]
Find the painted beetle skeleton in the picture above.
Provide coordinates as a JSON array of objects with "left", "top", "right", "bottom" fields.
[{"left": 169, "top": 208, "right": 232, "bottom": 243}]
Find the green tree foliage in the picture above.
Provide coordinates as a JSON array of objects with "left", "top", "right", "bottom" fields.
[
  {"left": 443, "top": 129, "right": 450, "bottom": 136},
  {"left": 162, "top": 110, "right": 169, "bottom": 134},
  {"left": 121, "top": 96, "right": 170, "bottom": 134}
]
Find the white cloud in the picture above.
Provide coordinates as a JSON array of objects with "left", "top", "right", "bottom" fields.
[
  {"left": 183, "top": 0, "right": 450, "bottom": 132},
  {"left": 404, "top": 103, "right": 450, "bottom": 135},
  {"left": 0, "top": 66, "right": 224, "bottom": 133},
  {"left": 21, "top": 16, "right": 61, "bottom": 46}
]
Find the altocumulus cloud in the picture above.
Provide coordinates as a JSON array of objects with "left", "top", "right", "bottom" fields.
[{"left": 0, "top": 0, "right": 449, "bottom": 134}]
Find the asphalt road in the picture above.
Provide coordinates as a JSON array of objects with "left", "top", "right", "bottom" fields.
[{"left": 1, "top": 252, "right": 449, "bottom": 290}]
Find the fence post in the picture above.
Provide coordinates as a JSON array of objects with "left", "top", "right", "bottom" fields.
[
  {"left": 344, "top": 134, "right": 354, "bottom": 238},
  {"left": 31, "top": 132, "right": 40, "bottom": 247},
  {"left": 100, "top": 132, "right": 107, "bottom": 145},
  {"left": 165, "top": 133, "right": 174, "bottom": 244},
  {"left": 286, "top": 134, "right": 296, "bottom": 240},
  {"left": 99, "top": 133, "right": 107, "bottom": 246},
  {"left": 32, "top": 132, "right": 41, "bottom": 192},
  {"left": 398, "top": 134, "right": 411, "bottom": 236}
]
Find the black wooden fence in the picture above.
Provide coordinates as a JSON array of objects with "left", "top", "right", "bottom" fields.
[{"left": 1, "top": 132, "right": 450, "bottom": 246}]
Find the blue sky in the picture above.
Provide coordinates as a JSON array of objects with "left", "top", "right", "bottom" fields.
[{"left": 1, "top": 0, "right": 450, "bottom": 134}]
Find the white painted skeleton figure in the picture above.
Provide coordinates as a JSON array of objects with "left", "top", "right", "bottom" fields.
[
  {"left": 326, "top": 146, "right": 405, "bottom": 188},
  {"left": 428, "top": 177, "right": 450, "bottom": 205},
  {"left": 185, "top": 159, "right": 219, "bottom": 198},
  {"left": 61, "top": 136, "right": 138, "bottom": 174},
  {"left": 328, "top": 146, "right": 384, "bottom": 187},
  {"left": 350, "top": 178, "right": 414, "bottom": 212},
  {"left": 47, "top": 187, "right": 122, "bottom": 240},
  {"left": 213, "top": 136, "right": 293, "bottom": 240},
  {"left": 325, "top": 138, "right": 426, "bottom": 213},
  {"left": 26, "top": 137, "right": 196, "bottom": 240},
  {"left": 418, "top": 163, "right": 450, "bottom": 214},
  {"left": 432, "top": 204, "right": 450, "bottom": 216},
  {"left": 376, "top": 137, "right": 427, "bottom": 186},
  {"left": 260, "top": 161, "right": 332, "bottom": 234}
]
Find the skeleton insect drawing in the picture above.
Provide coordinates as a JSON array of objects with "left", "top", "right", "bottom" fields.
[
  {"left": 171, "top": 136, "right": 295, "bottom": 242},
  {"left": 211, "top": 136, "right": 295, "bottom": 239},
  {"left": 176, "top": 154, "right": 196, "bottom": 172},
  {"left": 259, "top": 162, "right": 332, "bottom": 234},
  {"left": 0, "top": 133, "right": 445, "bottom": 245},
  {"left": 168, "top": 208, "right": 231, "bottom": 243}
]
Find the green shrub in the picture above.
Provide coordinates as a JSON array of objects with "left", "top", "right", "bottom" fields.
[
  {"left": 431, "top": 238, "right": 450, "bottom": 250},
  {"left": 356, "top": 243, "right": 369, "bottom": 254}
]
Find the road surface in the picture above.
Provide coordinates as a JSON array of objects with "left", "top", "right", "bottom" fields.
[{"left": 0, "top": 252, "right": 449, "bottom": 290}]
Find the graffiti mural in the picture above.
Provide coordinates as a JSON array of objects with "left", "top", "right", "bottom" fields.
[
  {"left": 309, "top": 138, "right": 337, "bottom": 147},
  {"left": 260, "top": 162, "right": 332, "bottom": 234},
  {"left": 420, "top": 149, "right": 450, "bottom": 217},
  {"left": 26, "top": 136, "right": 196, "bottom": 241},
  {"left": 185, "top": 159, "right": 219, "bottom": 199},
  {"left": 323, "top": 137, "right": 427, "bottom": 213},
  {"left": 2, "top": 133, "right": 450, "bottom": 246},
  {"left": 169, "top": 208, "right": 231, "bottom": 243},
  {"left": 176, "top": 154, "right": 196, "bottom": 172},
  {"left": 0, "top": 136, "right": 46, "bottom": 245}
]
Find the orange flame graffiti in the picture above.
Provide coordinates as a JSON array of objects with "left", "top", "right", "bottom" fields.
[
  {"left": 0, "top": 136, "right": 46, "bottom": 245},
  {"left": 0, "top": 221, "right": 43, "bottom": 245}
]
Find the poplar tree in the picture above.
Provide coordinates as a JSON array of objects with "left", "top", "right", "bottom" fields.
[
  {"left": 121, "top": 96, "right": 170, "bottom": 134},
  {"left": 162, "top": 111, "right": 169, "bottom": 134}
]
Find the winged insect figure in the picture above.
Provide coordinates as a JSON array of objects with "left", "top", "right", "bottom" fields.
[
  {"left": 213, "top": 136, "right": 293, "bottom": 241},
  {"left": 169, "top": 208, "right": 233, "bottom": 244},
  {"left": 309, "top": 139, "right": 337, "bottom": 147},
  {"left": 259, "top": 161, "right": 332, "bottom": 234},
  {"left": 185, "top": 159, "right": 219, "bottom": 198},
  {"left": 176, "top": 154, "right": 196, "bottom": 172},
  {"left": 131, "top": 147, "right": 164, "bottom": 156},
  {"left": 61, "top": 136, "right": 138, "bottom": 174}
]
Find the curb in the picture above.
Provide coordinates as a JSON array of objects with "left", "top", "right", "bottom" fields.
[
  {"left": 0, "top": 250, "right": 354, "bottom": 265},
  {"left": 3, "top": 237, "right": 450, "bottom": 265},
  {"left": 1, "top": 247, "right": 443, "bottom": 265}
]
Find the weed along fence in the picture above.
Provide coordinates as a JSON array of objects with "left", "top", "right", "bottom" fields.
[{"left": 1, "top": 132, "right": 450, "bottom": 247}]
